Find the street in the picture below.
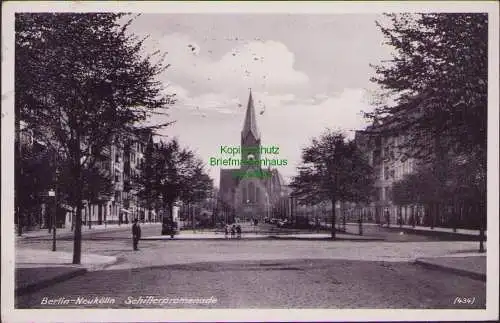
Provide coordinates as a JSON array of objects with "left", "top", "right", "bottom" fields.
[{"left": 16, "top": 224, "right": 486, "bottom": 309}]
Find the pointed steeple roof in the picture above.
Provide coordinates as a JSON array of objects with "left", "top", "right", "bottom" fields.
[{"left": 241, "top": 89, "right": 260, "bottom": 140}]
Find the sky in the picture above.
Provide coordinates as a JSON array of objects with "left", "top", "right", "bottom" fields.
[{"left": 123, "top": 14, "right": 394, "bottom": 186}]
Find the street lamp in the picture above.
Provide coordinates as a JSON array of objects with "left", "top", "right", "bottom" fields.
[{"left": 48, "top": 188, "right": 57, "bottom": 251}]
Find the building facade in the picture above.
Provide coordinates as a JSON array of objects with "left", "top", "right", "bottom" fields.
[
  {"left": 218, "top": 91, "right": 289, "bottom": 222},
  {"left": 354, "top": 118, "right": 424, "bottom": 226},
  {"left": 83, "top": 130, "right": 155, "bottom": 226}
]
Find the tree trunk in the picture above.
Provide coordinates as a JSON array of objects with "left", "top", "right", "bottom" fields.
[
  {"left": 411, "top": 205, "right": 416, "bottom": 228},
  {"left": 478, "top": 203, "right": 486, "bottom": 253},
  {"left": 330, "top": 198, "right": 336, "bottom": 240},
  {"left": 167, "top": 201, "right": 174, "bottom": 223},
  {"left": 72, "top": 133, "right": 83, "bottom": 265},
  {"left": 88, "top": 204, "right": 92, "bottom": 229},
  {"left": 430, "top": 203, "right": 435, "bottom": 229},
  {"left": 342, "top": 210, "right": 346, "bottom": 232},
  {"left": 15, "top": 100, "right": 22, "bottom": 236},
  {"left": 73, "top": 202, "right": 83, "bottom": 264},
  {"left": 358, "top": 209, "right": 363, "bottom": 236}
]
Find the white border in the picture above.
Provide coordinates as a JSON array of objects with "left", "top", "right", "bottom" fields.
[{"left": 2, "top": 1, "right": 499, "bottom": 322}]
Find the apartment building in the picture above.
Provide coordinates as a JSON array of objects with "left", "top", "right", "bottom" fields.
[
  {"left": 82, "top": 129, "right": 156, "bottom": 225},
  {"left": 354, "top": 119, "right": 425, "bottom": 225},
  {"left": 82, "top": 134, "right": 123, "bottom": 226},
  {"left": 122, "top": 129, "right": 156, "bottom": 223}
]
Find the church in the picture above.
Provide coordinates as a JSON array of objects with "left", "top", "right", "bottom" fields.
[{"left": 218, "top": 90, "right": 289, "bottom": 222}]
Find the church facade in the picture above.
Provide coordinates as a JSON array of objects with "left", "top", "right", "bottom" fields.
[{"left": 218, "top": 91, "right": 288, "bottom": 222}]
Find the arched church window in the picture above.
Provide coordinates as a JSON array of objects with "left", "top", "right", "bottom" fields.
[
  {"left": 242, "top": 186, "right": 247, "bottom": 204},
  {"left": 248, "top": 182, "right": 255, "bottom": 203}
]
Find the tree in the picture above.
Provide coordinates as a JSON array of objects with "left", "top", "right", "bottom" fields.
[
  {"left": 15, "top": 13, "right": 174, "bottom": 264},
  {"left": 290, "top": 130, "right": 375, "bottom": 240},
  {"left": 147, "top": 139, "right": 213, "bottom": 223},
  {"left": 370, "top": 13, "right": 487, "bottom": 157},
  {"left": 17, "top": 139, "right": 54, "bottom": 232},
  {"left": 370, "top": 13, "right": 487, "bottom": 250}
]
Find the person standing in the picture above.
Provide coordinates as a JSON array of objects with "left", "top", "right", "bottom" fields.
[
  {"left": 236, "top": 224, "right": 242, "bottom": 239},
  {"left": 132, "top": 218, "right": 141, "bottom": 251},
  {"left": 231, "top": 224, "right": 236, "bottom": 239}
]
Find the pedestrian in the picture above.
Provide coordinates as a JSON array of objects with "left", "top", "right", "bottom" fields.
[
  {"left": 132, "top": 218, "right": 141, "bottom": 251},
  {"left": 236, "top": 224, "right": 242, "bottom": 239},
  {"left": 231, "top": 224, "right": 236, "bottom": 239},
  {"left": 224, "top": 224, "right": 229, "bottom": 239}
]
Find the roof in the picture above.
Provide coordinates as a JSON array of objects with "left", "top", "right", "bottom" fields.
[
  {"left": 241, "top": 90, "right": 260, "bottom": 141},
  {"left": 134, "top": 128, "right": 153, "bottom": 144}
]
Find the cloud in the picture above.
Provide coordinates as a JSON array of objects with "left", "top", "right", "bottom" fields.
[
  {"left": 128, "top": 22, "right": 379, "bottom": 185},
  {"left": 207, "top": 40, "right": 309, "bottom": 93},
  {"left": 146, "top": 32, "right": 309, "bottom": 96},
  {"left": 148, "top": 32, "right": 310, "bottom": 117}
]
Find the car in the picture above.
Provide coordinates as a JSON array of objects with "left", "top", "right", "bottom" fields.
[
  {"left": 161, "top": 219, "right": 179, "bottom": 238},
  {"left": 277, "top": 219, "right": 289, "bottom": 227}
]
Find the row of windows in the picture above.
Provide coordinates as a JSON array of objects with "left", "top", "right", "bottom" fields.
[{"left": 384, "top": 159, "right": 414, "bottom": 181}]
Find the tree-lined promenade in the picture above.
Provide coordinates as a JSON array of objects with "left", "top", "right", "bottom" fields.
[
  {"left": 14, "top": 11, "right": 488, "bottom": 264},
  {"left": 15, "top": 13, "right": 212, "bottom": 264},
  {"left": 289, "top": 13, "right": 487, "bottom": 251}
]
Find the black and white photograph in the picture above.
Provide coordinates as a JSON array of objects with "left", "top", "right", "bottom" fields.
[{"left": 1, "top": 1, "right": 499, "bottom": 322}]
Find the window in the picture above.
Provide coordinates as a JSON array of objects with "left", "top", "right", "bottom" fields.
[
  {"left": 242, "top": 186, "right": 247, "bottom": 204},
  {"left": 384, "top": 166, "right": 389, "bottom": 180},
  {"left": 384, "top": 187, "right": 390, "bottom": 201},
  {"left": 248, "top": 182, "right": 255, "bottom": 203}
]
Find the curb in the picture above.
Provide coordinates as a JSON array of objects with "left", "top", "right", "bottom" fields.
[
  {"left": 384, "top": 226, "right": 486, "bottom": 241},
  {"left": 15, "top": 268, "right": 88, "bottom": 296},
  {"left": 17, "top": 224, "right": 162, "bottom": 240},
  {"left": 142, "top": 237, "right": 270, "bottom": 241},
  {"left": 414, "top": 259, "right": 486, "bottom": 282},
  {"left": 142, "top": 235, "right": 384, "bottom": 242},
  {"left": 17, "top": 227, "right": 139, "bottom": 241},
  {"left": 268, "top": 236, "right": 385, "bottom": 242}
]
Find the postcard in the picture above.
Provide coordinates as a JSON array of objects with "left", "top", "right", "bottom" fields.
[{"left": 2, "top": 1, "right": 499, "bottom": 322}]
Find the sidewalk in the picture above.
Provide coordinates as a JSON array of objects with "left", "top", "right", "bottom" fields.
[
  {"left": 143, "top": 232, "right": 383, "bottom": 241},
  {"left": 16, "top": 222, "right": 161, "bottom": 240},
  {"left": 15, "top": 248, "right": 117, "bottom": 296},
  {"left": 385, "top": 224, "right": 484, "bottom": 236},
  {"left": 383, "top": 224, "right": 486, "bottom": 240},
  {"left": 415, "top": 255, "right": 486, "bottom": 281},
  {"left": 343, "top": 222, "right": 485, "bottom": 239}
]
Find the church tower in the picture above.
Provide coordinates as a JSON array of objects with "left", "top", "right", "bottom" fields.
[{"left": 240, "top": 89, "right": 261, "bottom": 171}]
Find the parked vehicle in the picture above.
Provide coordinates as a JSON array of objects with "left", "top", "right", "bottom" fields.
[
  {"left": 161, "top": 218, "right": 179, "bottom": 238},
  {"left": 277, "top": 219, "right": 289, "bottom": 228}
]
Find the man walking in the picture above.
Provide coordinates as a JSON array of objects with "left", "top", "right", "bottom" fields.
[{"left": 132, "top": 218, "right": 141, "bottom": 251}]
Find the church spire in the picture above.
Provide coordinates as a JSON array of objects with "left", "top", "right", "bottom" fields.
[{"left": 241, "top": 89, "right": 260, "bottom": 141}]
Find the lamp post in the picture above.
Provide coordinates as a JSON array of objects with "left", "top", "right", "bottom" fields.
[{"left": 48, "top": 188, "right": 57, "bottom": 251}]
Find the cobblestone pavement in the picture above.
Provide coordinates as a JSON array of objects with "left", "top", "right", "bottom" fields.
[
  {"left": 16, "top": 225, "right": 486, "bottom": 309},
  {"left": 16, "top": 258, "right": 485, "bottom": 309},
  {"left": 17, "top": 226, "right": 484, "bottom": 271}
]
